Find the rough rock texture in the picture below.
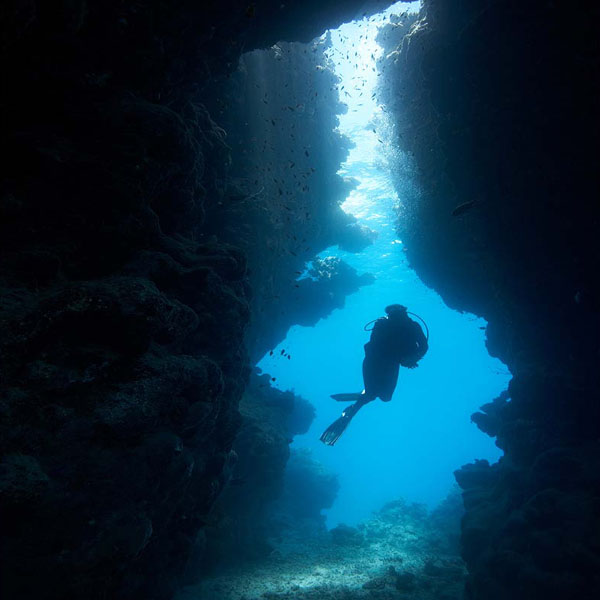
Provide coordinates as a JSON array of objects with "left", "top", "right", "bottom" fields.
[
  {"left": 210, "top": 37, "right": 376, "bottom": 361},
  {"left": 0, "top": 96, "right": 251, "bottom": 600},
  {"left": 186, "top": 31, "right": 376, "bottom": 582},
  {"left": 270, "top": 448, "right": 340, "bottom": 532},
  {"left": 250, "top": 256, "right": 375, "bottom": 361},
  {"left": 0, "top": 1, "right": 404, "bottom": 599},
  {"left": 378, "top": 1, "right": 600, "bottom": 599},
  {"left": 200, "top": 372, "right": 318, "bottom": 571},
  {"left": 179, "top": 37, "right": 377, "bottom": 577}
]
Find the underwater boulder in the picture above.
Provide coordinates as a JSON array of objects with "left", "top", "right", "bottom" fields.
[{"left": 330, "top": 523, "right": 365, "bottom": 547}]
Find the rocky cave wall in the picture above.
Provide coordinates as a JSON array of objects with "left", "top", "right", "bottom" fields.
[
  {"left": 209, "top": 36, "right": 376, "bottom": 361},
  {"left": 188, "top": 371, "right": 326, "bottom": 574},
  {"left": 197, "top": 376, "right": 343, "bottom": 576},
  {"left": 0, "top": 2, "right": 404, "bottom": 599},
  {"left": 192, "top": 34, "right": 378, "bottom": 577},
  {"left": 180, "top": 27, "right": 382, "bottom": 580},
  {"left": 377, "top": 1, "right": 600, "bottom": 599}
]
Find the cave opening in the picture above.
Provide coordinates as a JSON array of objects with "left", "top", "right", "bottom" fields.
[
  {"left": 256, "top": 2, "right": 511, "bottom": 528},
  {"left": 181, "top": 5, "right": 516, "bottom": 596},
  {"left": 3, "top": 0, "right": 598, "bottom": 599}
]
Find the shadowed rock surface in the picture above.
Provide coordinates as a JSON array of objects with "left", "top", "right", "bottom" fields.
[
  {"left": 0, "top": 2, "right": 402, "bottom": 599},
  {"left": 199, "top": 372, "right": 318, "bottom": 571},
  {"left": 377, "top": 2, "right": 600, "bottom": 598},
  {"left": 2, "top": 0, "right": 599, "bottom": 599},
  {"left": 210, "top": 37, "right": 377, "bottom": 361}
]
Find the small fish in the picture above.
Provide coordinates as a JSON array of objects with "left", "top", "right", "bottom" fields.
[
  {"left": 269, "top": 350, "right": 274, "bottom": 356},
  {"left": 451, "top": 201, "right": 476, "bottom": 217},
  {"left": 281, "top": 349, "right": 285, "bottom": 355}
]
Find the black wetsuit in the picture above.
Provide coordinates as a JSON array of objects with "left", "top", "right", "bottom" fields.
[
  {"left": 362, "top": 315, "right": 428, "bottom": 401},
  {"left": 320, "top": 311, "right": 429, "bottom": 446}
]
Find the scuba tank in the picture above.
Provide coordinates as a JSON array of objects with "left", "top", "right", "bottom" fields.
[{"left": 364, "top": 311, "right": 430, "bottom": 342}]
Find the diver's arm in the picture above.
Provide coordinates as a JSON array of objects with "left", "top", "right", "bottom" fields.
[
  {"left": 413, "top": 325, "right": 428, "bottom": 361},
  {"left": 401, "top": 323, "right": 428, "bottom": 367}
]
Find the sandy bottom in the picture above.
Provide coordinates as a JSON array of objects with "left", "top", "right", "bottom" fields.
[{"left": 177, "top": 505, "right": 465, "bottom": 600}]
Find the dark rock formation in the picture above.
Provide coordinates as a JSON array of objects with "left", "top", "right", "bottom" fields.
[
  {"left": 426, "top": 485, "right": 465, "bottom": 554},
  {"left": 378, "top": 1, "right": 600, "bottom": 599},
  {"left": 0, "top": 153, "right": 250, "bottom": 600},
  {"left": 184, "top": 30, "right": 376, "bottom": 583},
  {"left": 275, "top": 448, "right": 340, "bottom": 524},
  {"left": 251, "top": 256, "right": 375, "bottom": 360},
  {"left": 0, "top": 1, "right": 401, "bottom": 598},
  {"left": 199, "top": 372, "right": 317, "bottom": 571},
  {"left": 210, "top": 37, "right": 376, "bottom": 361}
]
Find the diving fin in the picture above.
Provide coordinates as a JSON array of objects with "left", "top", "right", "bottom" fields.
[
  {"left": 330, "top": 390, "right": 365, "bottom": 402},
  {"left": 320, "top": 401, "right": 365, "bottom": 446},
  {"left": 320, "top": 415, "right": 352, "bottom": 446}
]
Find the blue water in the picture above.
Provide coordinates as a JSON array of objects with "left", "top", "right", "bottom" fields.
[{"left": 259, "top": 3, "right": 511, "bottom": 528}]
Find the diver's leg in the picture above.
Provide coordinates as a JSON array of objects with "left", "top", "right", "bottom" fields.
[
  {"left": 320, "top": 397, "right": 370, "bottom": 446},
  {"left": 379, "top": 362, "right": 400, "bottom": 402},
  {"left": 362, "top": 344, "right": 379, "bottom": 401},
  {"left": 363, "top": 349, "right": 400, "bottom": 402}
]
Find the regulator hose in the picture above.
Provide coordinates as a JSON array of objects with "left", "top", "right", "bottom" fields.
[
  {"left": 407, "top": 311, "right": 430, "bottom": 342},
  {"left": 363, "top": 318, "right": 378, "bottom": 331},
  {"left": 363, "top": 312, "right": 430, "bottom": 342}
]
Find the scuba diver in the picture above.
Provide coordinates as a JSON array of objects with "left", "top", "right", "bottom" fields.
[{"left": 320, "top": 304, "right": 429, "bottom": 446}]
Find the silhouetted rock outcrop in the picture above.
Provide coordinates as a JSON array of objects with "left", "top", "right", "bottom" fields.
[
  {"left": 0, "top": 2, "right": 396, "bottom": 599},
  {"left": 199, "top": 372, "right": 318, "bottom": 571},
  {"left": 274, "top": 448, "right": 340, "bottom": 525},
  {"left": 378, "top": 1, "right": 600, "bottom": 599},
  {"left": 211, "top": 38, "right": 376, "bottom": 361}
]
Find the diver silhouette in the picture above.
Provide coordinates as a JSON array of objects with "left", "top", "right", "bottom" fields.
[{"left": 320, "top": 304, "right": 429, "bottom": 446}]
